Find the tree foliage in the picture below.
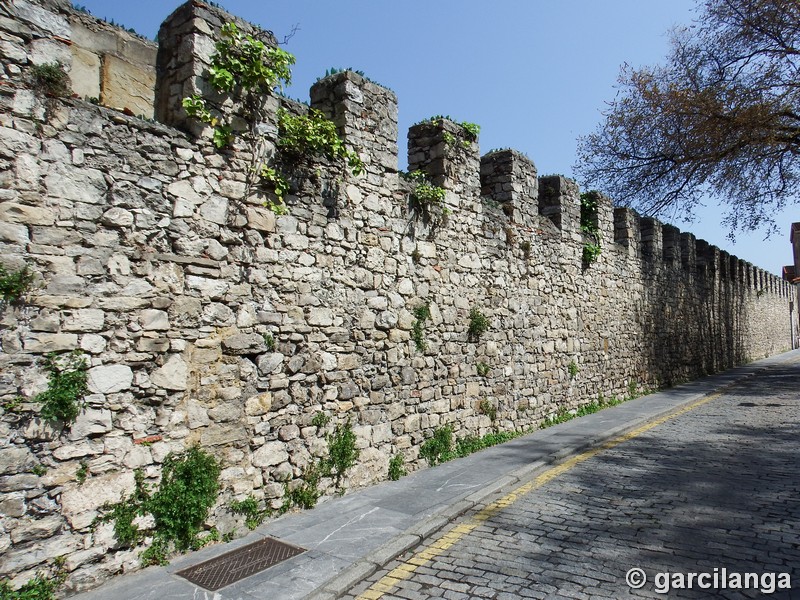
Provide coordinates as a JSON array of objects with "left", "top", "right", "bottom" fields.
[{"left": 576, "top": 0, "right": 800, "bottom": 234}]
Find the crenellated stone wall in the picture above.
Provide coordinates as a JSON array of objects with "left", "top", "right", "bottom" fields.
[{"left": 0, "top": 0, "right": 794, "bottom": 594}]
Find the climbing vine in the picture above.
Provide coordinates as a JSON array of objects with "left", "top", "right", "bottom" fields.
[
  {"left": 182, "top": 23, "right": 294, "bottom": 149},
  {"left": 277, "top": 108, "right": 364, "bottom": 175},
  {"left": 580, "top": 191, "right": 601, "bottom": 266},
  {"left": 208, "top": 23, "right": 294, "bottom": 94},
  {"left": 0, "top": 559, "right": 66, "bottom": 600},
  {"left": 182, "top": 22, "right": 363, "bottom": 215},
  {"left": 257, "top": 165, "right": 290, "bottom": 215},
  {"left": 411, "top": 301, "right": 431, "bottom": 352}
]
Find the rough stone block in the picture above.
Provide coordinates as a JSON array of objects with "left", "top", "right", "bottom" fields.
[
  {"left": 198, "top": 424, "right": 247, "bottom": 446},
  {"left": 150, "top": 354, "right": 188, "bottom": 391},
  {"left": 63, "top": 309, "right": 105, "bottom": 332},
  {"left": 68, "top": 408, "right": 113, "bottom": 440},
  {"left": 245, "top": 392, "right": 272, "bottom": 416},
  {"left": 222, "top": 332, "right": 267, "bottom": 355},
  {"left": 60, "top": 471, "right": 136, "bottom": 530},
  {"left": 0, "top": 202, "right": 55, "bottom": 226},
  {"left": 87, "top": 365, "right": 133, "bottom": 394},
  {"left": 139, "top": 309, "right": 170, "bottom": 331},
  {"left": 252, "top": 441, "right": 288, "bottom": 468},
  {"left": 0, "top": 447, "right": 36, "bottom": 476},
  {"left": 22, "top": 333, "right": 78, "bottom": 353}
]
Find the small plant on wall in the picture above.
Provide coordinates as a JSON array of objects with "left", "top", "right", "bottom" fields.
[
  {"left": 421, "top": 115, "right": 480, "bottom": 150},
  {"left": 35, "top": 351, "right": 88, "bottom": 425},
  {"left": 405, "top": 171, "right": 449, "bottom": 235},
  {"left": 30, "top": 63, "right": 71, "bottom": 97},
  {"left": 0, "top": 263, "right": 36, "bottom": 305},
  {"left": 467, "top": 306, "right": 490, "bottom": 342},
  {"left": 411, "top": 301, "right": 431, "bottom": 352},
  {"left": 568, "top": 360, "right": 579, "bottom": 379}
]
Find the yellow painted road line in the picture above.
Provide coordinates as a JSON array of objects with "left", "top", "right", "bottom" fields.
[{"left": 355, "top": 389, "right": 728, "bottom": 600}]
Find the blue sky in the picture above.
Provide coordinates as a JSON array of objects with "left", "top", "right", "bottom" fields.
[{"left": 76, "top": 0, "right": 796, "bottom": 275}]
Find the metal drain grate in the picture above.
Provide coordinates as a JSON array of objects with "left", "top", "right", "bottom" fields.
[{"left": 176, "top": 537, "right": 305, "bottom": 591}]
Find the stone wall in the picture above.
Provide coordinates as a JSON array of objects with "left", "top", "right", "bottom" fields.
[{"left": 0, "top": 0, "right": 794, "bottom": 594}]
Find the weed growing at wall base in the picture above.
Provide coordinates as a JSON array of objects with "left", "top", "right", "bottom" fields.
[
  {"left": 230, "top": 495, "right": 269, "bottom": 530},
  {"left": 99, "top": 446, "right": 221, "bottom": 565},
  {"left": 478, "top": 398, "right": 497, "bottom": 423},
  {"left": 311, "top": 411, "right": 331, "bottom": 428},
  {"left": 419, "top": 425, "right": 453, "bottom": 466},
  {"left": 388, "top": 454, "right": 406, "bottom": 481},
  {"left": 540, "top": 384, "right": 654, "bottom": 429},
  {"left": 281, "top": 463, "right": 322, "bottom": 511},
  {"left": 0, "top": 559, "right": 66, "bottom": 600},
  {"left": 419, "top": 425, "right": 528, "bottom": 467},
  {"left": 322, "top": 419, "right": 360, "bottom": 489}
]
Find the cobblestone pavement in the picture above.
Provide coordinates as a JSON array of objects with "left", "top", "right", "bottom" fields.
[{"left": 343, "top": 360, "right": 800, "bottom": 600}]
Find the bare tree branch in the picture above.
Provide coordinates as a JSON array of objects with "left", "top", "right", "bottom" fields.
[
  {"left": 576, "top": 0, "right": 800, "bottom": 233},
  {"left": 281, "top": 23, "right": 300, "bottom": 46}
]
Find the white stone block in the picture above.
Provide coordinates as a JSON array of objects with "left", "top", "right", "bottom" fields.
[{"left": 87, "top": 365, "right": 133, "bottom": 394}]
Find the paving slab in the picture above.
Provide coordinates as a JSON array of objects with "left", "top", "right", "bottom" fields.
[{"left": 70, "top": 349, "right": 800, "bottom": 600}]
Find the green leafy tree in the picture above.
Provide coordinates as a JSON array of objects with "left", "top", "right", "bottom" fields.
[{"left": 576, "top": 0, "right": 800, "bottom": 234}]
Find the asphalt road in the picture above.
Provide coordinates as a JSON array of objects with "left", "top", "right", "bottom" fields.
[{"left": 344, "top": 358, "right": 800, "bottom": 600}]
